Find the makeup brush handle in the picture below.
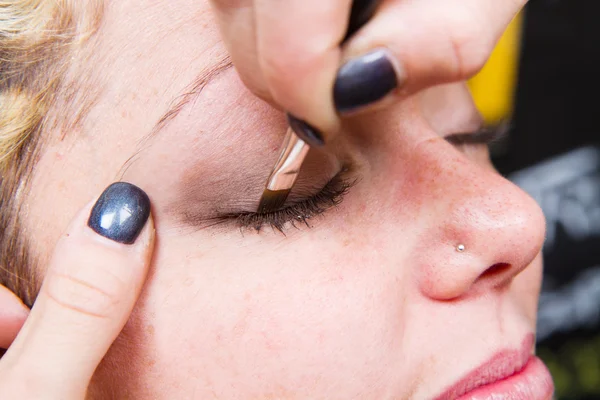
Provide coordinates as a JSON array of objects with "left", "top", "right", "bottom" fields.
[
  {"left": 345, "top": 0, "right": 384, "bottom": 43},
  {"left": 264, "top": 0, "right": 382, "bottom": 193},
  {"left": 266, "top": 128, "right": 310, "bottom": 190}
]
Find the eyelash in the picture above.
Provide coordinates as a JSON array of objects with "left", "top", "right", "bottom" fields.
[
  {"left": 445, "top": 124, "right": 508, "bottom": 146},
  {"left": 221, "top": 125, "right": 505, "bottom": 234},
  {"left": 225, "top": 172, "right": 354, "bottom": 233}
]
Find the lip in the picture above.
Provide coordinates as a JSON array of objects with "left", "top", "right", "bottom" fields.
[{"left": 433, "top": 334, "right": 554, "bottom": 400}]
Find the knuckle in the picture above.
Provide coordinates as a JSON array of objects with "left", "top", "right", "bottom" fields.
[
  {"left": 45, "top": 272, "right": 119, "bottom": 319},
  {"left": 46, "top": 245, "right": 134, "bottom": 319},
  {"left": 260, "top": 50, "right": 295, "bottom": 79},
  {"left": 260, "top": 46, "right": 319, "bottom": 94},
  {"left": 446, "top": 13, "right": 494, "bottom": 79},
  {"left": 236, "top": 68, "right": 272, "bottom": 102}
]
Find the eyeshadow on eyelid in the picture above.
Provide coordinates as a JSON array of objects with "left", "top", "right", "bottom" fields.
[
  {"left": 166, "top": 156, "right": 353, "bottom": 236},
  {"left": 208, "top": 169, "right": 354, "bottom": 234},
  {"left": 169, "top": 158, "right": 344, "bottom": 230}
]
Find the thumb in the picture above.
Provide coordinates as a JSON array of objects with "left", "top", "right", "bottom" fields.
[
  {"left": 339, "top": 0, "right": 524, "bottom": 101},
  {"left": 2, "top": 182, "right": 154, "bottom": 399}
]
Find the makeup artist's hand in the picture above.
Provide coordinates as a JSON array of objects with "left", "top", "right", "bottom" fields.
[
  {"left": 0, "top": 183, "right": 154, "bottom": 400},
  {"left": 210, "top": 0, "right": 526, "bottom": 146}
]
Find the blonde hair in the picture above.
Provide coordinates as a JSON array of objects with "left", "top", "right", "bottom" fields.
[{"left": 0, "top": 1, "right": 101, "bottom": 306}]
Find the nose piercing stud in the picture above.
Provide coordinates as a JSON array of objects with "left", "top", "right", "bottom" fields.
[{"left": 456, "top": 244, "right": 465, "bottom": 252}]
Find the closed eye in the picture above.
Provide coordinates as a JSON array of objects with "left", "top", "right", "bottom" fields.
[
  {"left": 445, "top": 125, "right": 508, "bottom": 146},
  {"left": 209, "top": 169, "right": 354, "bottom": 234}
]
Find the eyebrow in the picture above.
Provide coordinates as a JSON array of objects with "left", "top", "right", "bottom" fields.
[{"left": 118, "top": 55, "right": 234, "bottom": 178}]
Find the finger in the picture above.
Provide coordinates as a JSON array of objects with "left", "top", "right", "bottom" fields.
[
  {"left": 254, "top": 0, "right": 352, "bottom": 138},
  {"left": 0, "top": 286, "right": 29, "bottom": 349},
  {"left": 209, "top": 1, "right": 271, "bottom": 101},
  {"left": 211, "top": 0, "right": 381, "bottom": 146},
  {"left": 334, "top": 0, "right": 526, "bottom": 114},
  {"left": 3, "top": 182, "right": 154, "bottom": 399}
]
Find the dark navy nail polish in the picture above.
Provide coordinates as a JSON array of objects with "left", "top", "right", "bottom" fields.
[
  {"left": 88, "top": 182, "right": 151, "bottom": 245},
  {"left": 287, "top": 114, "right": 325, "bottom": 147},
  {"left": 334, "top": 48, "right": 398, "bottom": 115}
]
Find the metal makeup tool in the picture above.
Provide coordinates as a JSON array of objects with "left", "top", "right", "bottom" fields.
[
  {"left": 257, "top": 127, "right": 309, "bottom": 214},
  {"left": 256, "top": 0, "right": 383, "bottom": 213}
]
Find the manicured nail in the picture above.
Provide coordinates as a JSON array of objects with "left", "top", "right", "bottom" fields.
[
  {"left": 88, "top": 182, "right": 151, "bottom": 244},
  {"left": 287, "top": 114, "right": 325, "bottom": 147},
  {"left": 334, "top": 48, "right": 399, "bottom": 115}
]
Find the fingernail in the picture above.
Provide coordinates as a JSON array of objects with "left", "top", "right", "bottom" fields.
[
  {"left": 88, "top": 182, "right": 151, "bottom": 245},
  {"left": 334, "top": 48, "right": 399, "bottom": 115},
  {"left": 287, "top": 114, "right": 325, "bottom": 147}
]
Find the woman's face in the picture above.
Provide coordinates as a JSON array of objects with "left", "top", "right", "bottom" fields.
[{"left": 25, "top": 1, "right": 547, "bottom": 399}]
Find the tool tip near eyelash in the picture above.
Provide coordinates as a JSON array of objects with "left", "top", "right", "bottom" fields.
[
  {"left": 257, "top": 127, "right": 310, "bottom": 214},
  {"left": 257, "top": 188, "right": 291, "bottom": 214}
]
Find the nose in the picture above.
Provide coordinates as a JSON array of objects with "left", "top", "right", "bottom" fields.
[{"left": 398, "top": 138, "right": 546, "bottom": 301}]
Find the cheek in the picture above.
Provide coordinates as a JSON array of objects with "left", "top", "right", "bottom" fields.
[
  {"left": 510, "top": 253, "right": 544, "bottom": 322},
  {"left": 110, "top": 236, "right": 411, "bottom": 398}
]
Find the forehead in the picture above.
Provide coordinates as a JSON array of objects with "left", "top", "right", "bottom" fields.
[{"left": 71, "top": 0, "right": 229, "bottom": 149}]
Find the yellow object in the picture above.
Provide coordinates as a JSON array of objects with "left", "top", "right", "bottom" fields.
[{"left": 468, "top": 12, "right": 523, "bottom": 125}]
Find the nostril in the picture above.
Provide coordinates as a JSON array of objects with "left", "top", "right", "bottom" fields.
[
  {"left": 468, "top": 263, "right": 515, "bottom": 293},
  {"left": 480, "top": 263, "right": 511, "bottom": 280}
]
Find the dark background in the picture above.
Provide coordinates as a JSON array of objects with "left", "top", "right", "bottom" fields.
[{"left": 492, "top": 1, "right": 600, "bottom": 398}]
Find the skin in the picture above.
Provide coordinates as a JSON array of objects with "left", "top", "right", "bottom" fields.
[
  {"left": 210, "top": 0, "right": 527, "bottom": 137},
  {"left": 1, "top": 1, "right": 547, "bottom": 399}
]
